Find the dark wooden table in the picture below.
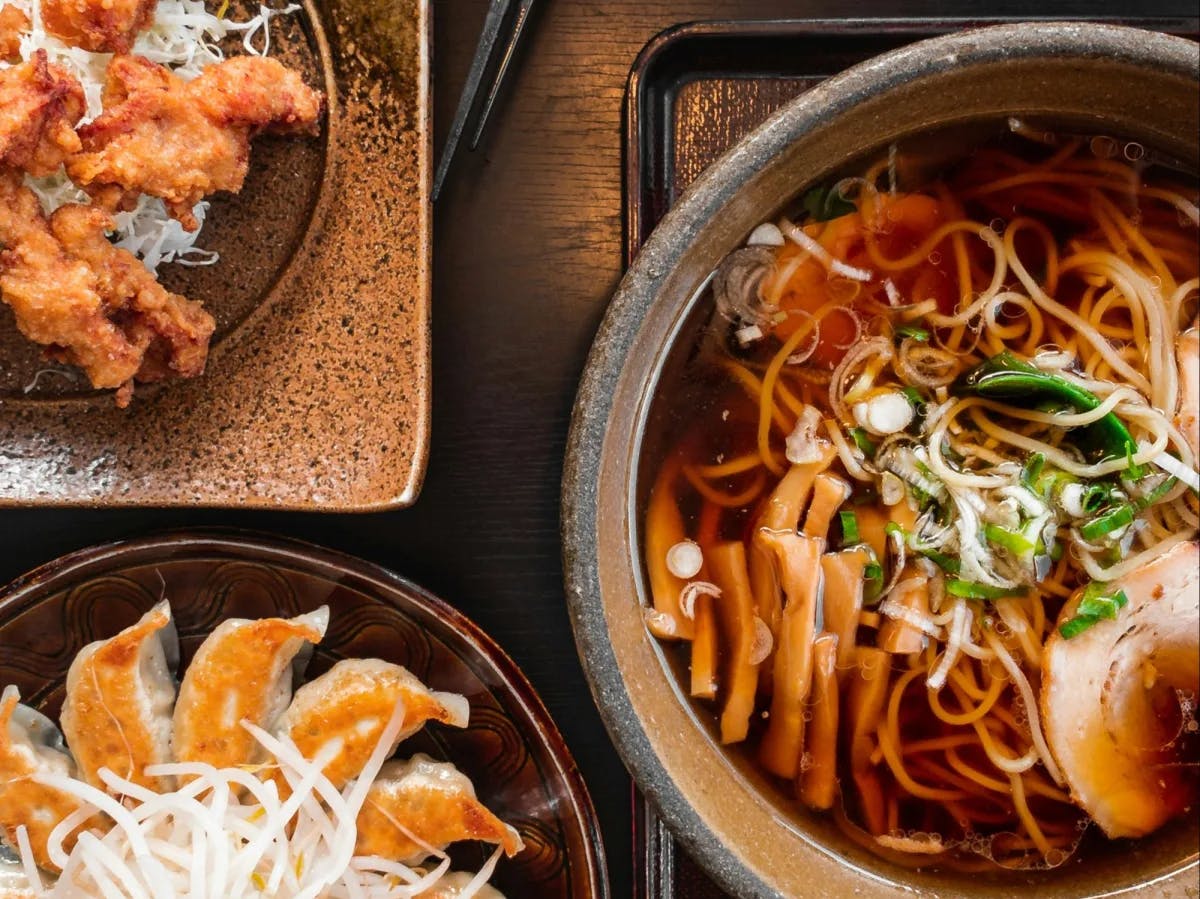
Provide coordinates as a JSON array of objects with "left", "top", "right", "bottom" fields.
[{"left": 1, "top": 1, "right": 1192, "bottom": 894}]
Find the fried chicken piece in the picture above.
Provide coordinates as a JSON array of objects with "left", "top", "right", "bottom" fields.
[
  {"left": 0, "top": 50, "right": 84, "bottom": 176},
  {"left": 42, "top": 0, "right": 155, "bottom": 53},
  {"left": 68, "top": 54, "right": 324, "bottom": 230},
  {"left": 0, "top": 169, "right": 215, "bottom": 405},
  {"left": 0, "top": 3, "right": 29, "bottom": 61}
]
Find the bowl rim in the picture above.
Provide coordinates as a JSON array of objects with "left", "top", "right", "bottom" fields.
[
  {"left": 562, "top": 20, "right": 1200, "bottom": 899},
  {"left": 0, "top": 528, "right": 610, "bottom": 899}
]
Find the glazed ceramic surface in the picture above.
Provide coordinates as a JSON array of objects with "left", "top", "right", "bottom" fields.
[
  {"left": 562, "top": 22, "right": 1199, "bottom": 899},
  {"left": 0, "top": 0, "right": 430, "bottom": 510},
  {"left": 0, "top": 532, "right": 607, "bottom": 898}
]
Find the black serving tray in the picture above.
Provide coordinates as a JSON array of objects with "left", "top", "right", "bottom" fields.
[{"left": 622, "top": 16, "right": 1199, "bottom": 899}]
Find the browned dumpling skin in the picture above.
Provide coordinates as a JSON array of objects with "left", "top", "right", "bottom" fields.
[
  {"left": 42, "top": 0, "right": 155, "bottom": 53},
  {"left": 0, "top": 50, "right": 83, "bottom": 176},
  {"left": 278, "top": 658, "right": 469, "bottom": 792},
  {"left": 355, "top": 755, "right": 524, "bottom": 864},
  {"left": 0, "top": 687, "right": 90, "bottom": 872},
  {"left": 60, "top": 602, "right": 176, "bottom": 794},
  {"left": 171, "top": 608, "right": 328, "bottom": 771}
]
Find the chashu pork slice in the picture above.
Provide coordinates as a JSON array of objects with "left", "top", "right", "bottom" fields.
[
  {"left": 1041, "top": 539, "right": 1199, "bottom": 838},
  {"left": 1176, "top": 320, "right": 1198, "bottom": 457}
]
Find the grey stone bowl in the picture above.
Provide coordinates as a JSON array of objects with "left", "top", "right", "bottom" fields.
[{"left": 562, "top": 21, "right": 1199, "bottom": 899}]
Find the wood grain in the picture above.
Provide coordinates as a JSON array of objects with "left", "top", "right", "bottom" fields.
[{"left": 2, "top": 1, "right": 1196, "bottom": 895}]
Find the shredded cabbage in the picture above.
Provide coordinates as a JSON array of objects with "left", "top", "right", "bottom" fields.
[{"left": 1, "top": 0, "right": 297, "bottom": 274}]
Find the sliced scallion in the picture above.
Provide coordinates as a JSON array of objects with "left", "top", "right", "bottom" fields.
[
  {"left": 1058, "top": 582, "right": 1129, "bottom": 638},
  {"left": 1020, "top": 452, "right": 1045, "bottom": 490},
  {"left": 1079, "top": 504, "right": 1136, "bottom": 541},
  {"left": 850, "top": 427, "right": 877, "bottom": 457},
  {"left": 918, "top": 549, "right": 961, "bottom": 574},
  {"left": 1058, "top": 616, "right": 1098, "bottom": 639},
  {"left": 896, "top": 325, "right": 930, "bottom": 342},
  {"left": 839, "top": 510, "right": 860, "bottom": 547},
  {"left": 984, "top": 523, "right": 1036, "bottom": 556},
  {"left": 945, "top": 579, "right": 1027, "bottom": 600}
]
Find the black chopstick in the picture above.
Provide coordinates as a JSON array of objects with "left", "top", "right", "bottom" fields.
[{"left": 432, "top": 0, "right": 538, "bottom": 202}]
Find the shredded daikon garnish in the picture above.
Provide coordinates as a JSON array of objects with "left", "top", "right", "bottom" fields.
[
  {"left": 1, "top": 0, "right": 296, "bottom": 274},
  {"left": 15, "top": 699, "right": 501, "bottom": 898}
]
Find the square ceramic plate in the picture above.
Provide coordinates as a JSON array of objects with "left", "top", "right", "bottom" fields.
[{"left": 0, "top": 0, "right": 430, "bottom": 510}]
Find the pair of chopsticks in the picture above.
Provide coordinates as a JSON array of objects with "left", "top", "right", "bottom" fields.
[{"left": 432, "top": 0, "right": 537, "bottom": 201}]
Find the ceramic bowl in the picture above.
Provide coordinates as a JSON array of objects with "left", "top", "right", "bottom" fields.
[
  {"left": 562, "top": 22, "right": 1198, "bottom": 899},
  {"left": 0, "top": 531, "right": 608, "bottom": 898}
]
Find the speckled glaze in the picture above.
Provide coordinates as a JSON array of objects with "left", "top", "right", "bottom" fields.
[
  {"left": 0, "top": 0, "right": 431, "bottom": 510},
  {"left": 0, "top": 531, "right": 608, "bottom": 897},
  {"left": 562, "top": 23, "right": 1199, "bottom": 899}
]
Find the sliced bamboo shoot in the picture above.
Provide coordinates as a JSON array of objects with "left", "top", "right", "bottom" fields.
[
  {"left": 799, "top": 632, "right": 839, "bottom": 809},
  {"left": 820, "top": 548, "right": 870, "bottom": 677},
  {"left": 846, "top": 647, "right": 891, "bottom": 835},
  {"left": 707, "top": 541, "right": 760, "bottom": 743},
  {"left": 757, "top": 531, "right": 823, "bottom": 778},
  {"left": 645, "top": 456, "right": 694, "bottom": 640}
]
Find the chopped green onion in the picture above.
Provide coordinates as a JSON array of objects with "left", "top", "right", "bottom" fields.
[
  {"left": 884, "top": 522, "right": 905, "bottom": 538},
  {"left": 1123, "top": 444, "right": 1147, "bottom": 481},
  {"left": 1139, "top": 476, "right": 1179, "bottom": 508},
  {"left": 849, "top": 427, "right": 877, "bottom": 457},
  {"left": 896, "top": 325, "right": 930, "bottom": 342},
  {"left": 901, "top": 386, "right": 925, "bottom": 409},
  {"left": 1020, "top": 452, "right": 1045, "bottom": 490},
  {"left": 1080, "top": 482, "right": 1118, "bottom": 514},
  {"left": 907, "top": 483, "right": 935, "bottom": 508},
  {"left": 1058, "top": 616, "right": 1098, "bottom": 639},
  {"left": 945, "top": 579, "right": 1028, "bottom": 600},
  {"left": 984, "top": 524, "right": 1036, "bottom": 556},
  {"left": 1059, "top": 582, "right": 1129, "bottom": 638},
  {"left": 1049, "top": 540, "right": 1064, "bottom": 562},
  {"left": 839, "top": 510, "right": 860, "bottom": 547},
  {"left": 1077, "top": 589, "right": 1128, "bottom": 620},
  {"left": 1079, "top": 504, "right": 1136, "bottom": 541},
  {"left": 863, "top": 559, "right": 885, "bottom": 606},
  {"left": 918, "top": 549, "right": 961, "bottom": 574}
]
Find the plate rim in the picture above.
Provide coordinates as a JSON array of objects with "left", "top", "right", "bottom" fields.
[
  {"left": 0, "top": 528, "right": 610, "bottom": 898},
  {"left": 0, "top": 0, "right": 433, "bottom": 513}
]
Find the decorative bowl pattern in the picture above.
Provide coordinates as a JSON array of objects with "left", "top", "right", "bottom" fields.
[{"left": 0, "top": 531, "right": 608, "bottom": 898}]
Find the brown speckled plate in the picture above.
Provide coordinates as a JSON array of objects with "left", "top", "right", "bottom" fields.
[
  {"left": 0, "top": 531, "right": 608, "bottom": 897},
  {"left": 0, "top": 0, "right": 430, "bottom": 510}
]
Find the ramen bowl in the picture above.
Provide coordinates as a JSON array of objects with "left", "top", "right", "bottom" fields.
[{"left": 562, "top": 22, "right": 1199, "bottom": 899}]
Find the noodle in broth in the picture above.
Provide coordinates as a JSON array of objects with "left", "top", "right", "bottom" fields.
[{"left": 641, "top": 124, "right": 1200, "bottom": 871}]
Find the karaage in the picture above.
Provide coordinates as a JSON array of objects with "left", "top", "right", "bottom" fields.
[
  {"left": 68, "top": 54, "right": 324, "bottom": 230},
  {"left": 0, "top": 50, "right": 84, "bottom": 177},
  {"left": 0, "top": 169, "right": 215, "bottom": 405},
  {"left": 42, "top": 0, "right": 155, "bottom": 53},
  {"left": 0, "top": 3, "right": 28, "bottom": 61}
]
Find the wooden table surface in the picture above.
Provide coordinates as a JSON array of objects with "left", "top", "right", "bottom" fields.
[{"left": 0, "top": 1, "right": 1193, "bottom": 894}]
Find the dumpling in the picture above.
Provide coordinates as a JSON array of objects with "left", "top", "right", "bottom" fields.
[
  {"left": 0, "top": 687, "right": 93, "bottom": 872},
  {"left": 60, "top": 601, "right": 177, "bottom": 794},
  {"left": 171, "top": 607, "right": 328, "bottom": 770},
  {"left": 416, "top": 872, "right": 505, "bottom": 898},
  {"left": 278, "top": 658, "right": 469, "bottom": 790},
  {"left": 355, "top": 754, "right": 523, "bottom": 864}
]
